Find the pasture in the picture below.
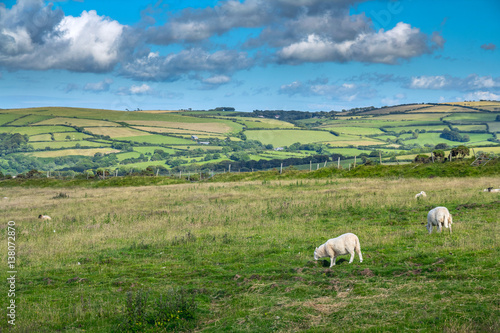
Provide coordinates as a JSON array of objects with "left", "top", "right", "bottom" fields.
[
  {"left": 28, "top": 141, "right": 107, "bottom": 151},
  {"left": 0, "top": 177, "right": 498, "bottom": 332},
  {"left": 245, "top": 130, "right": 338, "bottom": 147},
  {"left": 30, "top": 148, "right": 120, "bottom": 157}
]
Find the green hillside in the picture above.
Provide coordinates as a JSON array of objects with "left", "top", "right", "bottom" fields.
[{"left": 0, "top": 103, "right": 499, "bottom": 175}]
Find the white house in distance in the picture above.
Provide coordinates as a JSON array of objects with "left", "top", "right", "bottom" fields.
[{"left": 191, "top": 135, "right": 198, "bottom": 140}]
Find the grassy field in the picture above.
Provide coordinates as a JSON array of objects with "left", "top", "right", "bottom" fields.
[
  {"left": 8, "top": 115, "right": 54, "bottom": 126},
  {"left": 28, "top": 141, "right": 109, "bottom": 151},
  {"left": 0, "top": 176, "right": 498, "bottom": 332},
  {"left": 0, "top": 113, "right": 23, "bottom": 125},
  {"left": 30, "top": 148, "right": 120, "bottom": 157},
  {"left": 228, "top": 117, "right": 296, "bottom": 129},
  {"left": 319, "top": 126, "right": 384, "bottom": 135},
  {"left": 245, "top": 130, "right": 338, "bottom": 147},
  {"left": 119, "top": 135, "right": 194, "bottom": 145},
  {"left": 123, "top": 120, "right": 242, "bottom": 134},
  {"left": 445, "top": 113, "right": 498, "bottom": 123},
  {"left": 403, "top": 133, "right": 494, "bottom": 146},
  {"left": 487, "top": 122, "right": 500, "bottom": 133},
  {"left": 0, "top": 126, "right": 76, "bottom": 136},
  {"left": 35, "top": 117, "right": 121, "bottom": 127}
]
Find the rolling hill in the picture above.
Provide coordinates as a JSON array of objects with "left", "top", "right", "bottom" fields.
[{"left": 1, "top": 102, "right": 499, "bottom": 175}]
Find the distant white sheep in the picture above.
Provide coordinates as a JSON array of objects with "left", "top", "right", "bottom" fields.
[
  {"left": 314, "top": 233, "right": 363, "bottom": 268},
  {"left": 483, "top": 187, "right": 500, "bottom": 193},
  {"left": 38, "top": 214, "right": 51, "bottom": 220},
  {"left": 415, "top": 191, "right": 427, "bottom": 199},
  {"left": 426, "top": 207, "right": 452, "bottom": 234}
]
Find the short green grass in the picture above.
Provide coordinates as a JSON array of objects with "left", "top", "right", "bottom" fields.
[
  {"left": 0, "top": 176, "right": 498, "bottom": 332},
  {"left": 0, "top": 126, "right": 76, "bottom": 135},
  {"left": 245, "top": 130, "right": 338, "bottom": 147}
]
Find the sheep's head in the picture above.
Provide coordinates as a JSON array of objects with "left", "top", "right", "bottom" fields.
[{"left": 314, "top": 247, "right": 319, "bottom": 260}]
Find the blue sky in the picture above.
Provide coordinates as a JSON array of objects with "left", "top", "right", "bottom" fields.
[{"left": 0, "top": 0, "right": 499, "bottom": 112}]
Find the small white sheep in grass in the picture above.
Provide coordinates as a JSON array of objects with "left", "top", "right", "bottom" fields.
[
  {"left": 38, "top": 214, "right": 51, "bottom": 220},
  {"left": 314, "top": 233, "right": 363, "bottom": 268},
  {"left": 483, "top": 187, "right": 500, "bottom": 193},
  {"left": 426, "top": 207, "right": 452, "bottom": 234},
  {"left": 415, "top": 191, "right": 427, "bottom": 199}
]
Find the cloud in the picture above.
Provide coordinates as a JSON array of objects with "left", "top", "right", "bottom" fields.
[
  {"left": 117, "top": 83, "right": 153, "bottom": 95},
  {"left": 409, "top": 74, "right": 500, "bottom": 91},
  {"left": 279, "top": 78, "right": 376, "bottom": 101},
  {"left": 0, "top": 1, "right": 128, "bottom": 72},
  {"left": 144, "top": 0, "right": 272, "bottom": 45},
  {"left": 277, "top": 22, "right": 440, "bottom": 65},
  {"left": 143, "top": 0, "right": 440, "bottom": 66},
  {"left": 121, "top": 49, "right": 253, "bottom": 82},
  {"left": 464, "top": 91, "right": 499, "bottom": 101},
  {"left": 480, "top": 43, "right": 496, "bottom": 51},
  {"left": 84, "top": 78, "right": 113, "bottom": 92}
]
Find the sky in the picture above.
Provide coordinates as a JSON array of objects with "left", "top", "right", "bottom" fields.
[{"left": 0, "top": 0, "right": 499, "bottom": 112}]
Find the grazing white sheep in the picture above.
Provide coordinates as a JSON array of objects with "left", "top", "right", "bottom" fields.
[
  {"left": 38, "top": 214, "right": 51, "bottom": 220},
  {"left": 426, "top": 207, "right": 452, "bottom": 234},
  {"left": 314, "top": 233, "right": 363, "bottom": 268},
  {"left": 415, "top": 191, "right": 427, "bottom": 199}
]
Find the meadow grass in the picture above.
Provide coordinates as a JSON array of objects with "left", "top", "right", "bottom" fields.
[
  {"left": 445, "top": 113, "right": 498, "bottom": 122},
  {"left": 486, "top": 122, "right": 500, "bottom": 133},
  {"left": 245, "top": 130, "right": 338, "bottom": 147},
  {"left": 28, "top": 140, "right": 108, "bottom": 150},
  {"left": 35, "top": 117, "right": 121, "bottom": 127},
  {"left": 0, "top": 113, "right": 23, "bottom": 125},
  {"left": 0, "top": 126, "right": 76, "bottom": 135},
  {"left": 119, "top": 135, "right": 194, "bottom": 145},
  {"left": 30, "top": 148, "right": 120, "bottom": 158},
  {"left": 0, "top": 176, "right": 498, "bottom": 332},
  {"left": 8, "top": 115, "right": 54, "bottom": 126}
]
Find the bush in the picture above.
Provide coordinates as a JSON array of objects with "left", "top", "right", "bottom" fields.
[
  {"left": 119, "top": 288, "right": 197, "bottom": 332},
  {"left": 414, "top": 154, "right": 431, "bottom": 163}
]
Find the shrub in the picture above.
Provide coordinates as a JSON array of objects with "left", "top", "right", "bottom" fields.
[{"left": 152, "top": 288, "right": 198, "bottom": 331}]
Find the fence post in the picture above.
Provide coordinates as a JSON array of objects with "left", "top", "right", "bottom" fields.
[
  {"left": 280, "top": 163, "right": 283, "bottom": 174},
  {"left": 338, "top": 157, "right": 340, "bottom": 169}
]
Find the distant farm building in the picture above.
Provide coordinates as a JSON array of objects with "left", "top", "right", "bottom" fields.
[{"left": 191, "top": 135, "right": 199, "bottom": 140}]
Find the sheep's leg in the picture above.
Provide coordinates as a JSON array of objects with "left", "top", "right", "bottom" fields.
[
  {"left": 449, "top": 223, "right": 452, "bottom": 234},
  {"left": 426, "top": 223, "right": 432, "bottom": 234},
  {"left": 348, "top": 249, "right": 355, "bottom": 264},
  {"left": 357, "top": 248, "right": 363, "bottom": 263},
  {"left": 437, "top": 222, "right": 442, "bottom": 233},
  {"left": 330, "top": 255, "right": 336, "bottom": 267}
]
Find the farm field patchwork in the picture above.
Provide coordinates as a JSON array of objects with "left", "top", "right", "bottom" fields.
[
  {"left": 123, "top": 119, "right": 242, "bottom": 134},
  {"left": 245, "top": 129, "right": 339, "bottom": 146},
  {"left": 0, "top": 177, "right": 497, "bottom": 332},
  {"left": 486, "top": 122, "right": 500, "bottom": 133},
  {"left": 404, "top": 132, "right": 494, "bottom": 146},
  {"left": 228, "top": 117, "right": 296, "bottom": 129},
  {"left": 8, "top": 114, "right": 54, "bottom": 125},
  {"left": 0, "top": 125, "right": 76, "bottom": 135},
  {"left": 0, "top": 113, "right": 23, "bottom": 125},
  {"left": 119, "top": 134, "right": 194, "bottom": 145},
  {"left": 84, "top": 126, "right": 149, "bottom": 138},
  {"left": 35, "top": 117, "right": 121, "bottom": 127},
  {"left": 29, "top": 147, "right": 120, "bottom": 157},
  {"left": 29, "top": 141, "right": 109, "bottom": 150},
  {"left": 319, "top": 126, "right": 384, "bottom": 135},
  {"left": 409, "top": 105, "right": 474, "bottom": 113},
  {"left": 444, "top": 112, "right": 498, "bottom": 123}
]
